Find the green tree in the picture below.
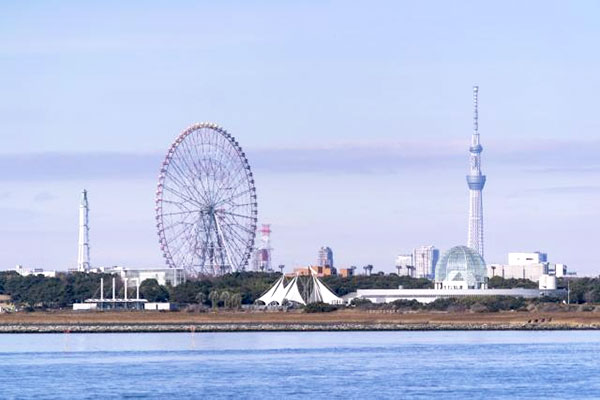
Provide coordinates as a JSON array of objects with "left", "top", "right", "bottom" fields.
[
  {"left": 220, "top": 291, "right": 231, "bottom": 308},
  {"left": 195, "top": 292, "right": 207, "bottom": 305},
  {"left": 230, "top": 293, "right": 242, "bottom": 309},
  {"left": 139, "top": 279, "right": 169, "bottom": 302},
  {"left": 208, "top": 290, "right": 220, "bottom": 309}
]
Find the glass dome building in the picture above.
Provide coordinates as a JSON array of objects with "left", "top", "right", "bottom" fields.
[{"left": 434, "top": 246, "right": 487, "bottom": 290}]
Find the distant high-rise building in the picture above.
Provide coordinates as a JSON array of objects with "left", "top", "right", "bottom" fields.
[
  {"left": 77, "top": 189, "right": 91, "bottom": 272},
  {"left": 395, "top": 254, "right": 414, "bottom": 277},
  {"left": 317, "top": 246, "right": 334, "bottom": 268},
  {"left": 252, "top": 224, "right": 273, "bottom": 272},
  {"left": 467, "top": 86, "right": 486, "bottom": 258},
  {"left": 413, "top": 246, "right": 439, "bottom": 279}
]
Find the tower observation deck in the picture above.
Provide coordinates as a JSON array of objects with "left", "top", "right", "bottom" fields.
[{"left": 467, "top": 86, "right": 486, "bottom": 258}]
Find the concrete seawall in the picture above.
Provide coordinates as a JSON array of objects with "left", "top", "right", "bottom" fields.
[{"left": 1, "top": 322, "right": 599, "bottom": 333}]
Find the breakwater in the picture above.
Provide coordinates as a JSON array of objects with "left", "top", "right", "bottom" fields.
[{"left": 1, "top": 321, "right": 599, "bottom": 333}]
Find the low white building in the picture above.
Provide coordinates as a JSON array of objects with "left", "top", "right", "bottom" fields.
[
  {"left": 144, "top": 302, "right": 173, "bottom": 311},
  {"left": 15, "top": 265, "right": 56, "bottom": 278},
  {"left": 350, "top": 287, "right": 561, "bottom": 304}
]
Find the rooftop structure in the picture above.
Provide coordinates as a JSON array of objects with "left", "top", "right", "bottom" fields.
[
  {"left": 508, "top": 252, "right": 548, "bottom": 266},
  {"left": 467, "top": 86, "right": 486, "bottom": 257}
]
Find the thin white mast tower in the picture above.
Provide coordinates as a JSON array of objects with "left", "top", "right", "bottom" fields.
[
  {"left": 77, "top": 189, "right": 91, "bottom": 272},
  {"left": 466, "top": 86, "right": 486, "bottom": 258}
]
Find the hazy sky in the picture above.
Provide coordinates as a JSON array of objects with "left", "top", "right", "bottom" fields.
[{"left": 1, "top": 1, "right": 599, "bottom": 274}]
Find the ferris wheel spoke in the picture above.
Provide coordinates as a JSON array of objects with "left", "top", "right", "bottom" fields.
[
  {"left": 170, "top": 224, "right": 206, "bottom": 263},
  {"left": 178, "top": 136, "right": 213, "bottom": 200},
  {"left": 162, "top": 185, "right": 204, "bottom": 209},
  {"left": 165, "top": 165, "right": 206, "bottom": 205},
  {"left": 218, "top": 215, "right": 256, "bottom": 245},
  {"left": 188, "top": 132, "right": 219, "bottom": 202},
  {"left": 161, "top": 214, "right": 196, "bottom": 231},
  {"left": 220, "top": 215, "right": 256, "bottom": 236},
  {"left": 174, "top": 138, "right": 216, "bottom": 205},
  {"left": 219, "top": 210, "right": 257, "bottom": 220},
  {"left": 226, "top": 202, "right": 257, "bottom": 209},
  {"left": 216, "top": 188, "right": 254, "bottom": 207},
  {"left": 216, "top": 221, "right": 246, "bottom": 261},
  {"left": 170, "top": 151, "right": 211, "bottom": 205},
  {"left": 223, "top": 228, "right": 249, "bottom": 262},
  {"left": 160, "top": 209, "right": 199, "bottom": 217},
  {"left": 162, "top": 221, "right": 196, "bottom": 244},
  {"left": 218, "top": 222, "right": 252, "bottom": 268},
  {"left": 212, "top": 170, "right": 246, "bottom": 204},
  {"left": 211, "top": 160, "right": 246, "bottom": 198},
  {"left": 159, "top": 199, "right": 196, "bottom": 214}
]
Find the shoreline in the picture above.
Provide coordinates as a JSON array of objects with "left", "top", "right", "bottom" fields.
[{"left": 2, "top": 310, "right": 600, "bottom": 333}]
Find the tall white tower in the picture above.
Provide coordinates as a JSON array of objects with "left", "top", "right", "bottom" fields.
[
  {"left": 77, "top": 189, "right": 91, "bottom": 272},
  {"left": 466, "top": 86, "right": 486, "bottom": 258}
]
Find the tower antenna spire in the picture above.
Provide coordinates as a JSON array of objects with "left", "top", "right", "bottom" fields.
[{"left": 473, "top": 85, "right": 479, "bottom": 133}]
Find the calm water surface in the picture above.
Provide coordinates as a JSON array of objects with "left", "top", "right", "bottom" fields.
[{"left": 1, "top": 331, "right": 599, "bottom": 399}]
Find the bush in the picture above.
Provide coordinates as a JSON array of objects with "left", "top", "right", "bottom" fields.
[
  {"left": 488, "top": 276, "right": 537, "bottom": 289},
  {"left": 304, "top": 302, "right": 339, "bottom": 313},
  {"left": 349, "top": 298, "right": 373, "bottom": 308}
]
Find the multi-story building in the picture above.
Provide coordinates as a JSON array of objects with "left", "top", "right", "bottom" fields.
[
  {"left": 412, "top": 246, "right": 439, "bottom": 279},
  {"left": 338, "top": 267, "right": 355, "bottom": 278},
  {"left": 290, "top": 265, "right": 336, "bottom": 278},
  {"left": 317, "top": 246, "right": 334, "bottom": 269},
  {"left": 487, "top": 252, "right": 567, "bottom": 282},
  {"left": 395, "top": 254, "right": 414, "bottom": 277}
]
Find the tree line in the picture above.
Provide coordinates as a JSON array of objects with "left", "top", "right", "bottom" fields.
[{"left": 1, "top": 269, "right": 598, "bottom": 310}]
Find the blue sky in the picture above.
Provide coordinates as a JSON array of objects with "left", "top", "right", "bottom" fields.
[{"left": 1, "top": 1, "right": 599, "bottom": 274}]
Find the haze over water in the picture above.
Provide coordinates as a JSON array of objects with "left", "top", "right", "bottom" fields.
[{"left": 2, "top": 331, "right": 599, "bottom": 399}]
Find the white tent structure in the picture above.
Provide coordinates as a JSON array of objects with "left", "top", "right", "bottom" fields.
[
  {"left": 256, "top": 272, "right": 343, "bottom": 306},
  {"left": 309, "top": 275, "right": 344, "bottom": 305},
  {"left": 256, "top": 275, "right": 287, "bottom": 305}
]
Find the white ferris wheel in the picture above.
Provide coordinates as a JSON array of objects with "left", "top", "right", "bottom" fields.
[{"left": 155, "top": 123, "right": 258, "bottom": 276}]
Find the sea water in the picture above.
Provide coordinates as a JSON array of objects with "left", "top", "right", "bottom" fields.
[{"left": 1, "top": 331, "right": 599, "bottom": 399}]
